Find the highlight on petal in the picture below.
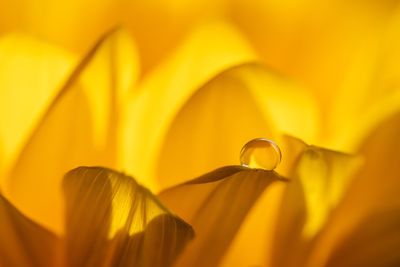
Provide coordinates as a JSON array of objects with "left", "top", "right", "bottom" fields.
[
  {"left": 0, "top": 0, "right": 118, "bottom": 55},
  {"left": 0, "top": 0, "right": 224, "bottom": 72},
  {"left": 229, "top": 0, "right": 398, "bottom": 114},
  {"left": 156, "top": 63, "right": 318, "bottom": 188},
  {"left": 121, "top": 21, "right": 257, "bottom": 190},
  {"left": 4, "top": 29, "right": 138, "bottom": 234},
  {"left": 332, "top": 88, "right": 400, "bottom": 152},
  {"left": 0, "top": 194, "right": 59, "bottom": 267},
  {"left": 324, "top": 6, "right": 400, "bottom": 152},
  {"left": 158, "top": 166, "right": 284, "bottom": 267},
  {"left": 156, "top": 69, "right": 273, "bottom": 188},
  {"left": 324, "top": 19, "right": 400, "bottom": 152},
  {"left": 63, "top": 166, "right": 193, "bottom": 267},
  {"left": 307, "top": 111, "right": 400, "bottom": 266},
  {"left": 0, "top": 33, "right": 76, "bottom": 182},
  {"left": 118, "top": 1, "right": 226, "bottom": 72},
  {"left": 269, "top": 138, "right": 361, "bottom": 267},
  {"left": 219, "top": 181, "right": 286, "bottom": 267}
]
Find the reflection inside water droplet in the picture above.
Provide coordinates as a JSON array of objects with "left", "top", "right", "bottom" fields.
[{"left": 240, "top": 138, "right": 282, "bottom": 170}]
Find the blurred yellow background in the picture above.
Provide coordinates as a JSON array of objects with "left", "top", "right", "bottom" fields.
[{"left": 0, "top": 1, "right": 399, "bottom": 266}]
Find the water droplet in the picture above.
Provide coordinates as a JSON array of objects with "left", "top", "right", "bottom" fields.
[{"left": 240, "top": 138, "right": 282, "bottom": 170}]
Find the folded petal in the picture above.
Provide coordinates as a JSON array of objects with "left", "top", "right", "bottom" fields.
[
  {"left": 0, "top": 194, "right": 59, "bottom": 267},
  {"left": 0, "top": 33, "right": 76, "bottom": 182},
  {"left": 307, "top": 111, "right": 400, "bottom": 266},
  {"left": 4, "top": 29, "right": 138, "bottom": 234},
  {"left": 269, "top": 138, "right": 360, "bottom": 267},
  {"left": 155, "top": 66, "right": 274, "bottom": 188},
  {"left": 63, "top": 166, "right": 193, "bottom": 267},
  {"left": 137, "top": 62, "right": 318, "bottom": 189},
  {"left": 121, "top": 21, "right": 256, "bottom": 190},
  {"left": 219, "top": 136, "right": 306, "bottom": 267},
  {"left": 158, "top": 166, "right": 283, "bottom": 267}
]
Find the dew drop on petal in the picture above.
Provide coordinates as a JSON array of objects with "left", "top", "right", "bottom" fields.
[{"left": 240, "top": 138, "right": 282, "bottom": 170}]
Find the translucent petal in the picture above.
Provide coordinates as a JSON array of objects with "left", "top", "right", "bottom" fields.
[
  {"left": 4, "top": 29, "right": 138, "bottom": 234},
  {"left": 121, "top": 21, "right": 256, "bottom": 190},
  {"left": 0, "top": 33, "right": 76, "bottom": 182},
  {"left": 219, "top": 182, "right": 286, "bottom": 267},
  {"left": 220, "top": 136, "right": 307, "bottom": 266},
  {"left": 0, "top": 194, "right": 59, "bottom": 267},
  {"left": 307, "top": 112, "right": 400, "bottom": 266},
  {"left": 63, "top": 167, "right": 193, "bottom": 267},
  {"left": 269, "top": 139, "right": 361, "bottom": 267},
  {"left": 156, "top": 64, "right": 318, "bottom": 188},
  {"left": 158, "top": 166, "right": 283, "bottom": 267},
  {"left": 224, "top": 64, "right": 319, "bottom": 142}
]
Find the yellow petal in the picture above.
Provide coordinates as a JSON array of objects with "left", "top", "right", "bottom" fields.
[
  {"left": 332, "top": 89, "right": 400, "bottom": 153},
  {"left": 156, "top": 63, "right": 317, "bottom": 188},
  {"left": 4, "top": 29, "right": 138, "bottom": 234},
  {"left": 156, "top": 70, "right": 272, "bottom": 188},
  {"left": 0, "top": 0, "right": 225, "bottom": 72},
  {"left": 121, "top": 21, "right": 256, "bottom": 190},
  {"left": 63, "top": 166, "right": 193, "bottom": 267},
  {"left": 0, "top": 0, "right": 120, "bottom": 58},
  {"left": 0, "top": 33, "right": 76, "bottom": 182},
  {"left": 327, "top": 8, "right": 400, "bottom": 151},
  {"left": 229, "top": 0, "right": 396, "bottom": 104},
  {"left": 118, "top": 1, "right": 227, "bottom": 72},
  {"left": 270, "top": 139, "right": 361, "bottom": 267},
  {"left": 158, "top": 166, "right": 283, "bottom": 267},
  {"left": 220, "top": 136, "right": 306, "bottom": 267},
  {"left": 219, "top": 181, "right": 285, "bottom": 267},
  {"left": 353, "top": 112, "right": 400, "bottom": 209},
  {"left": 324, "top": 208, "right": 400, "bottom": 267},
  {"left": 308, "top": 111, "right": 400, "bottom": 266},
  {"left": 0, "top": 194, "right": 59, "bottom": 267},
  {"left": 229, "top": 0, "right": 400, "bottom": 152}
]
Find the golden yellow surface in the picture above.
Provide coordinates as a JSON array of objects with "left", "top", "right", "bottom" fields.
[{"left": 0, "top": 0, "right": 399, "bottom": 266}]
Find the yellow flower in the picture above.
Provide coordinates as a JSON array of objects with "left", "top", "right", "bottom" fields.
[{"left": 0, "top": 0, "right": 400, "bottom": 266}]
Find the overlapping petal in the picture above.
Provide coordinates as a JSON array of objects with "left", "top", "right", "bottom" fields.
[
  {"left": 63, "top": 166, "right": 193, "bottom": 267},
  {"left": 229, "top": 0, "right": 398, "bottom": 102},
  {"left": 0, "top": 2, "right": 398, "bottom": 266},
  {"left": 156, "top": 64, "right": 318, "bottom": 188},
  {"left": 328, "top": 7, "right": 400, "bottom": 151},
  {"left": 0, "top": 33, "right": 76, "bottom": 181},
  {"left": 159, "top": 166, "right": 284, "bottom": 267},
  {"left": 229, "top": 0, "right": 400, "bottom": 152},
  {"left": 219, "top": 136, "right": 362, "bottom": 267},
  {"left": 4, "top": 29, "right": 138, "bottom": 234},
  {"left": 270, "top": 141, "right": 361, "bottom": 267},
  {"left": 0, "top": 0, "right": 225, "bottom": 73},
  {"left": 307, "top": 111, "right": 400, "bottom": 267},
  {"left": 121, "top": 21, "right": 257, "bottom": 190},
  {"left": 0, "top": 194, "right": 59, "bottom": 267}
]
